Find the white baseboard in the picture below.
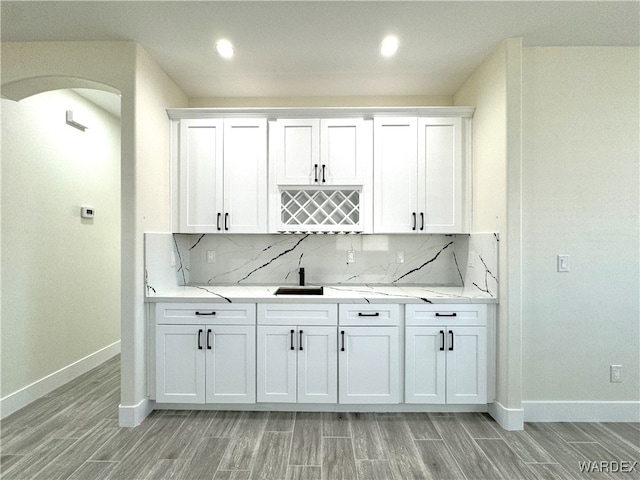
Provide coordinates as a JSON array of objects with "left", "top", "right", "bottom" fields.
[
  {"left": 488, "top": 401, "right": 524, "bottom": 430},
  {"left": 523, "top": 401, "right": 640, "bottom": 422},
  {"left": 1, "top": 340, "right": 121, "bottom": 419},
  {"left": 119, "top": 397, "right": 154, "bottom": 427}
]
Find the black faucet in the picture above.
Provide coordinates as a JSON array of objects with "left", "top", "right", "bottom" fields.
[{"left": 299, "top": 267, "right": 305, "bottom": 286}]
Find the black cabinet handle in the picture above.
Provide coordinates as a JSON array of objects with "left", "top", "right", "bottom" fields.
[
  {"left": 216, "top": 213, "right": 222, "bottom": 231},
  {"left": 299, "top": 330, "right": 303, "bottom": 351},
  {"left": 314, "top": 164, "right": 319, "bottom": 182},
  {"left": 435, "top": 312, "right": 457, "bottom": 317},
  {"left": 412, "top": 212, "right": 417, "bottom": 231},
  {"left": 207, "top": 329, "right": 212, "bottom": 350},
  {"left": 449, "top": 330, "right": 454, "bottom": 351},
  {"left": 340, "top": 330, "right": 345, "bottom": 351},
  {"left": 196, "top": 311, "right": 216, "bottom": 316},
  {"left": 357, "top": 312, "right": 380, "bottom": 317},
  {"left": 420, "top": 212, "right": 424, "bottom": 231},
  {"left": 290, "top": 329, "right": 295, "bottom": 350},
  {"left": 321, "top": 164, "right": 326, "bottom": 183},
  {"left": 197, "top": 329, "right": 203, "bottom": 350},
  {"left": 224, "top": 213, "right": 229, "bottom": 231},
  {"left": 440, "top": 330, "right": 445, "bottom": 351}
]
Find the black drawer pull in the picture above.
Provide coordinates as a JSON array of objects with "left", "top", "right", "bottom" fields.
[
  {"left": 197, "top": 329, "right": 203, "bottom": 350},
  {"left": 321, "top": 164, "right": 326, "bottom": 183},
  {"left": 435, "top": 312, "right": 457, "bottom": 317},
  {"left": 420, "top": 212, "right": 424, "bottom": 231},
  {"left": 340, "top": 330, "right": 345, "bottom": 351},
  {"left": 439, "top": 330, "right": 445, "bottom": 351},
  {"left": 290, "top": 329, "right": 295, "bottom": 350},
  {"left": 216, "top": 212, "right": 222, "bottom": 231},
  {"left": 207, "top": 329, "right": 212, "bottom": 350},
  {"left": 357, "top": 312, "right": 380, "bottom": 317},
  {"left": 314, "top": 164, "right": 319, "bottom": 182},
  {"left": 412, "top": 212, "right": 417, "bottom": 231},
  {"left": 224, "top": 213, "right": 229, "bottom": 231},
  {"left": 449, "top": 330, "right": 454, "bottom": 351},
  {"left": 196, "top": 311, "right": 216, "bottom": 316},
  {"left": 299, "top": 330, "right": 303, "bottom": 351}
]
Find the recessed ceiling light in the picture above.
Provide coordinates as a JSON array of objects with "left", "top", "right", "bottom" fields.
[
  {"left": 380, "top": 36, "right": 399, "bottom": 57},
  {"left": 215, "top": 39, "right": 234, "bottom": 59}
]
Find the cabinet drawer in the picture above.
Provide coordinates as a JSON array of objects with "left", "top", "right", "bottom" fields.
[
  {"left": 156, "top": 303, "right": 256, "bottom": 325},
  {"left": 406, "top": 304, "right": 486, "bottom": 326},
  {"left": 258, "top": 304, "right": 337, "bottom": 326},
  {"left": 339, "top": 304, "right": 400, "bottom": 326}
]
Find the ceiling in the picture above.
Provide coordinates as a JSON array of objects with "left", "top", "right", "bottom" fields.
[{"left": 2, "top": 1, "right": 638, "bottom": 99}]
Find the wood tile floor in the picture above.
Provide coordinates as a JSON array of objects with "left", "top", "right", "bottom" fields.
[{"left": 1, "top": 356, "right": 639, "bottom": 480}]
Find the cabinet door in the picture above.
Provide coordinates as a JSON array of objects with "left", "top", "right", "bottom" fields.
[
  {"left": 338, "top": 327, "right": 400, "bottom": 404},
  {"left": 405, "top": 327, "right": 446, "bottom": 404},
  {"left": 418, "top": 117, "right": 463, "bottom": 233},
  {"left": 373, "top": 117, "right": 418, "bottom": 233},
  {"left": 156, "top": 325, "right": 205, "bottom": 404},
  {"left": 179, "top": 119, "right": 224, "bottom": 233},
  {"left": 446, "top": 327, "right": 487, "bottom": 404},
  {"left": 320, "top": 118, "right": 368, "bottom": 185},
  {"left": 205, "top": 325, "right": 256, "bottom": 403},
  {"left": 223, "top": 119, "right": 268, "bottom": 233},
  {"left": 273, "top": 119, "right": 320, "bottom": 185},
  {"left": 297, "top": 326, "right": 337, "bottom": 403},
  {"left": 257, "top": 326, "right": 297, "bottom": 403}
]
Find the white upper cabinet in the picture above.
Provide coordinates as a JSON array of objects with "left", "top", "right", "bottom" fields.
[
  {"left": 178, "top": 118, "right": 267, "bottom": 233},
  {"left": 271, "top": 118, "right": 370, "bottom": 185},
  {"left": 374, "top": 116, "right": 469, "bottom": 234}
]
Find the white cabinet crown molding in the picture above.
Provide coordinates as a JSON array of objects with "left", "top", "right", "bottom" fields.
[{"left": 167, "top": 106, "right": 475, "bottom": 120}]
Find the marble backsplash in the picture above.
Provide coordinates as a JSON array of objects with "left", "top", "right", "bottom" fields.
[{"left": 145, "top": 232, "right": 498, "bottom": 296}]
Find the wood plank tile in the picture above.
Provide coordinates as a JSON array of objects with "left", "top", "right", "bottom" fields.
[
  {"left": 599, "top": 423, "right": 640, "bottom": 452},
  {"left": 566, "top": 441, "right": 639, "bottom": 480},
  {"left": 286, "top": 466, "right": 322, "bottom": 480},
  {"left": 218, "top": 412, "right": 269, "bottom": 470},
  {"left": 475, "top": 438, "right": 539, "bottom": 480},
  {"left": 66, "top": 461, "right": 118, "bottom": 480},
  {"left": 157, "top": 410, "right": 214, "bottom": 460},
  {"left": 142, "top": 459, "right": 187, "bottom": 480},
  {"left": 415, "top": 439, "right": 466, "bottom": 480},
  {"left": 0, "top": 454, "right": 23, "bottom": 472},
  {"left": 402, "top": 413, "right": 442, "bottom": 440},
  {"left": 179, "top": 437, "right": 229, "bottom": 480},
  {"left": 497, "top": 428, "right": 558, "bottom": 463},
  {"left": 457, "top": 412, "right": 502, "bottom": 439},
  {"left": 322, "top": 412, "right": 351, "bottom": 438},
  {"left": 290, "top": 412, "right": 322, "bottom": 466},
  {"left": 376, "top": 413, "right": 428, "bottom": 480},
  {"left": 547, "top": 422, "right": 596, "bottom": 443},
  {"left": 431, "top": 415, "right": 501, "bottom": 480},
  {"left": 355, "top": 459, "right": 395, "bottom": 480},
  {"left": 204, "top": 411, "right": 244, "bottom": 438},
  {"left": 523, "top": 423, "right": 588, "bottom": 480},
  {"left": 1, "top": 438, "right": 77, "bottom": 480},
  {"left": 214, "top": 470, "right": 251, "bottom": 480},
  {"left": 575, "top": 423, "right": 640, "bottom": 464},
  {"left": 90, "top": 423, "right": 157, "bottom": 461},
  {"left": 265, "top": 411, "right": 296, "bottom": 432},
  {"left": 528, "top": 462, "right": 576, "bottom": 480},
  {"left": 322, "top": 437, "right": 357, "bottom": 480},
  {"left": 349, "top": 413, "right": 386, "bottom": 460},
  {"left": 31, "top": 419, "right": 118, "bottom": 480},
  {"left": 249, "top": 432, "right": 292, "bottom": 480}
]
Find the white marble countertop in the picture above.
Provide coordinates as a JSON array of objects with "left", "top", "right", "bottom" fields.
[{"left": 145, "top": 284, "right": 497, "bottom": 304}]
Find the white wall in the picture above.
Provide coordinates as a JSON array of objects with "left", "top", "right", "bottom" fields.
[
  {"left": 521, "top": 47, "right": 639, "bottom": 419},
  {"left": 454, "top": 38, "right": 524, "bottom": 429},
  {"left": 1, "top": 89, "right": 120, "bottom": 413}
]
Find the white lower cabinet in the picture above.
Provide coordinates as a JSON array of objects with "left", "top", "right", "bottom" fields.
[
  {"left": 405, "top": 304, "right": 487, "bottom": 404},
  {"left": 155, "top": 303, "right": 256, "bottom": 404},
  {"left": 257, "top": 304, "right": 338, "bottom": 403},
  {"left": 338, "top": 305, "right": 400, "bottom": 404}
]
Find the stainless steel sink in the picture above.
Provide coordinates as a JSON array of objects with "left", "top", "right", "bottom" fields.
[{"left": 274, "top": 286, "right": 324, "bottom": 295}]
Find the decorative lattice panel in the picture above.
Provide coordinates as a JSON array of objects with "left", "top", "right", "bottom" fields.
[{"left": 280, "top": 189, "right": 361, "bottom": 231}]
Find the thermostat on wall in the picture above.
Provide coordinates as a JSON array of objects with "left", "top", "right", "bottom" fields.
[{"left": 81, "top": 206, "right": 95, "bottom": 218}]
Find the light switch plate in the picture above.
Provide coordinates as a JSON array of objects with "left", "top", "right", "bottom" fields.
[
  {"left": 557, "top": 254, "right": 570, "bottom": 272},
  {"left": 347, "top": 250, "right": 356, "bottom": 264}
]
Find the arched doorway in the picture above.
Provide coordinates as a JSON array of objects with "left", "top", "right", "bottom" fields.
[{"left": 1, "top": 79, "right": 122, "bottom": 417}]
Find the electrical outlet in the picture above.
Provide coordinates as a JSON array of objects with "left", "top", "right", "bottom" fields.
[
  {"left": 610, "top": 365, "right": 622, "bottom": 383},
  {"left": 206, "top": 250, "right": 216, "bottom": 264},
  {"left": 347, "top": 250, "right": 356, "bottom": 264},
  {"left": 396, "top": 251, "right": 405, "bottom": 263}
]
